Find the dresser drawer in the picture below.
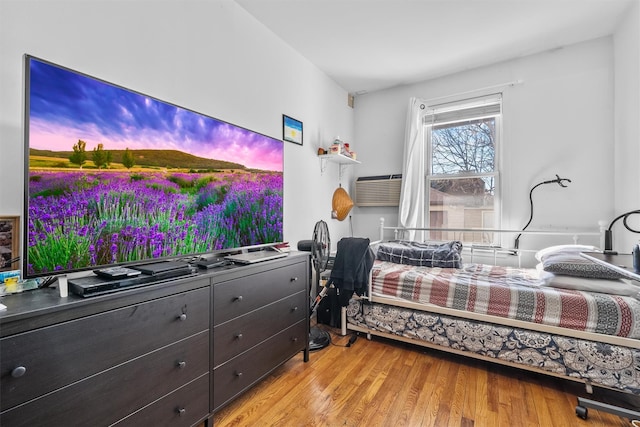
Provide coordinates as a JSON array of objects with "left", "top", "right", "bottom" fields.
[
  {"left": 213, "top": 262, "right": 306, "bottom": 324},
  {"left": 214, "top": 290, "right": 307, "bottom": 367},
  {"left": 1, "top": 287, "right": 210, "bottom": 411},
  {"left": 213, "top": 319, "right": 307, "bottom": 411},
  {"left": 0, "top": 330, "right": 210, "bottom": 427},
  {"left": 111, "top": 374, "right": 210, "bottom": 427}
]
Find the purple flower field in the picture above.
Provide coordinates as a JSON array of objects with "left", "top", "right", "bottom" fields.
[{"left": 27, "top": 170, "right": 283, "bottom": 275}]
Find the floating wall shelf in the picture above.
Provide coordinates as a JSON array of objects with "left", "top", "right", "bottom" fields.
[{"left": 319, "top": 153, "right": 361, "bottom": 175}]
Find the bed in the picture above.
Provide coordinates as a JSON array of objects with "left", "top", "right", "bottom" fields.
[{"left": 338, "top": 220, "right": 640, "bottom": 415}]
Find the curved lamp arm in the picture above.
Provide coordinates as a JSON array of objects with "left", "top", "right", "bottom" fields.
[
  {"left": 514, "top": 175, "right": 571, "bottom": 250},
  {"left": 604, "top": 209, "right": 640, "bottom": 253}
]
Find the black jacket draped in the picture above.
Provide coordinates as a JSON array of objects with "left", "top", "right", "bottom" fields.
[{"left": 326, "top": 237, "right": 374, "bottom": 306}]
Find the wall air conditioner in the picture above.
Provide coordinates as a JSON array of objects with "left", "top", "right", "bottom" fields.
[{"left": 354, "top": 174, "right": 402, "bottom": 207}]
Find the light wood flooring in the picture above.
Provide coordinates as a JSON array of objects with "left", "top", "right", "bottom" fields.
[{"left": 211, "top": 324, "right": 639, "bottom": 427}]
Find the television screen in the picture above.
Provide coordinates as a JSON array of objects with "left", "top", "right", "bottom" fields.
[{"left": 23, "top": 55, "right": 284, "bottom": 278}]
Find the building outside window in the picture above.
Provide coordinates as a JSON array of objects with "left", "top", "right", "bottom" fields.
[{"left": 423, "top": 93, "right": 502, "bottom": 244}]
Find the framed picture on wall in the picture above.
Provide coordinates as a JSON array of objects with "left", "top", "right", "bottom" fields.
[
  {"left": 0, "top": 216, "right": 19, "bottom": 272},
  {"left": 283, "top": 115, "right": 303, "bottom": 145}
]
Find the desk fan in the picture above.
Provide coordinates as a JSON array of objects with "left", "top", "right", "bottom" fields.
[{"left": 308, "top": 220, "right": 332, "bottom": 351}]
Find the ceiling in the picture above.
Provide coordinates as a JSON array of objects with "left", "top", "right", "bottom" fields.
[{"left": 235, "top": 0, "right": 635, "bottom": 95}]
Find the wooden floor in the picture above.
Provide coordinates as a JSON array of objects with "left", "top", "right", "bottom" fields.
[{"left": 211, "top": 324, "right": 639, "bottom": 427}]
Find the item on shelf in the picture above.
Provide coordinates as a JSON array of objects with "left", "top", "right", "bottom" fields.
[
  {"left": 0, "top": 270, "right": 20, "bottom": 285},
  {"left": 274, "top": 242, "right": 291, "bottom": 252},
  {"left": 340, "top": 142, "right": 354, "bottom": 159},
  {"left": 0, "top": 270, "right": 22, "bottom": 294},
  {"left": 6, "top": 279, "right": 40, "bottom": 294},
  {"left": 326, "top": 136, "right": 356, "bottom": 159},
  {"left": 342, "top": 143, "right": 355, "bottom": 159},
  {"left": 329, "top": 136, "right": 345, "bottom": 155}
]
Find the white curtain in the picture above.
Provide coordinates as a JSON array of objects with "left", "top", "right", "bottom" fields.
[{"left": 398, "top": 97, "right": 426, "bottom": 241}]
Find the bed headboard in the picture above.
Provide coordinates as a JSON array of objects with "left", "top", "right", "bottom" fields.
[{"left": 376, "top": 217, "right": 605, "bottom": 268}]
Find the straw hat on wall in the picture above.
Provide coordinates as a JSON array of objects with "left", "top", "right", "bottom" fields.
[{"left": 331, "top": 187, "right": 354, "bottom": 221}]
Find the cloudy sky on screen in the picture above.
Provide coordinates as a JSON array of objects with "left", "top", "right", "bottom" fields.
[{"left": 27, "top": 58, "right": 283, "bottom": 172}]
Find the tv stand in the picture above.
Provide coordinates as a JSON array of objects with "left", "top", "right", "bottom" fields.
[{"left": 0, "top": 252, "right": 310, "bottom": 427}]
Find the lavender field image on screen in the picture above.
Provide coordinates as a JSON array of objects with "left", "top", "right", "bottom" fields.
[{"left": 25, "top": 56, "right": 283, "bottom": 276}]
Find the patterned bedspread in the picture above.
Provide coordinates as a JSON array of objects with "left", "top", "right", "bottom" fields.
[{"left": 372, "top": 260, "right": 640, "bottom": 339}]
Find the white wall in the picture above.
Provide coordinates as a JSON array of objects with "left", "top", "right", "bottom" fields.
[
  {"left": 0, "top": 0, "right": 356, "bottom": 251},
  {"left": 614, "top": 0, "right": 640, "bottom": 252},
  {"left": 352, "top": 35, "right": 632, "bottom": 252}
]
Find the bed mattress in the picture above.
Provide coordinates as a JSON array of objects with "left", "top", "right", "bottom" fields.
[{"left": 371, "top": 260, "right": 640, "bottom": 339}]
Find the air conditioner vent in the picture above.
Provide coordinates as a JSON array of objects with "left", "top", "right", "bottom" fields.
[{"left": 354, "top": 175, "right": 402, "bottom": 207}]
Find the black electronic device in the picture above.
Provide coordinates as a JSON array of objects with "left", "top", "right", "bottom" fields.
[
  {"left": 131, "top": 261, "right": 192, "bottom": 276},
  {"left": 316, "top": 286, "right": 340, "bottom": 328},
  {"left": 195, "top": 258, "right": 229, "bottom": 269},
  {"left": 69, "top": 265, "right": 195, "bottom": 297},
  {"left": 94, "top": 266, "right": 142, "bottom": 279},
  {"left": 69, "top": 274, "right": 156, "bottom": 297}
]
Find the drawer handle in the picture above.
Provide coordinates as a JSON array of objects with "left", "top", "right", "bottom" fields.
[
  {"left": 235, "top": 371, "right": 243, "bottom": 378},
  {"left": 177, "top": 361, "right": 187, "bottom": 369},
  {"left": 292, "top": 306, "right": 299, "bottom": 312},
  {"left": 11, "top": 366, "right": 27, "bottom": 378},
  {"left": 292, "top": 337, "right": 299, "bottom": 343},
  {"left": 235, "top": 333, "right": 243, "bottom": 340},
  {"left": 234, "top": 295, "right": 243, "bottom": 302},
  {"left": 177, "top": 408, "right": 186, "bottom": 416},
  {"left": 178, "top": 313, "right": 187, "bottom": 321},
  {"left": 290, "top": 277, "right": 299, "bottom": 282}
]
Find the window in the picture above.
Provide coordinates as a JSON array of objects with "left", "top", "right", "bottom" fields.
[{"left": 423, "top": 94, "right": 501, "bottom": 244}]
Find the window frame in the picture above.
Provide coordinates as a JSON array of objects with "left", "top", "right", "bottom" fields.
[{"left": 422, "top": 94, "right": 503, "bottom": 245}]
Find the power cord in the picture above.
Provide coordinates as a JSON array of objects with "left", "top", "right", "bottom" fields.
[
  {"left": 329, "top": 330, "right": 358, "bottom": 348},
  {"left": 38, "top": 276, "right": 57, "bottom": 288},
  {"left": 313, "top": 322, "right": 359, "bottom": 348}
]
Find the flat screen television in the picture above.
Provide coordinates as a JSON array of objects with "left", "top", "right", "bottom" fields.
[{"left": 23, "top": 55, "right": 284, "bottom": 279}]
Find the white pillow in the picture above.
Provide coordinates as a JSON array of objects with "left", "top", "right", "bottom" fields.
[
  {"left": 536, "top": 264, "right": 639, "bottom": 296},
  {"left": 535, "top": 245, "right": 628, "bottom": 279},
  {"left": 534, "top": 244, "right": 600, "bottom": 261}
]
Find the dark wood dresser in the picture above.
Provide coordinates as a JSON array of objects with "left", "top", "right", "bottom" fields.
[
  {"left": 212, "top": 255, "right": 310, "bottom": 411},
  {"left": 0, "top": 252, "right": 309, "bottom": 427}
]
